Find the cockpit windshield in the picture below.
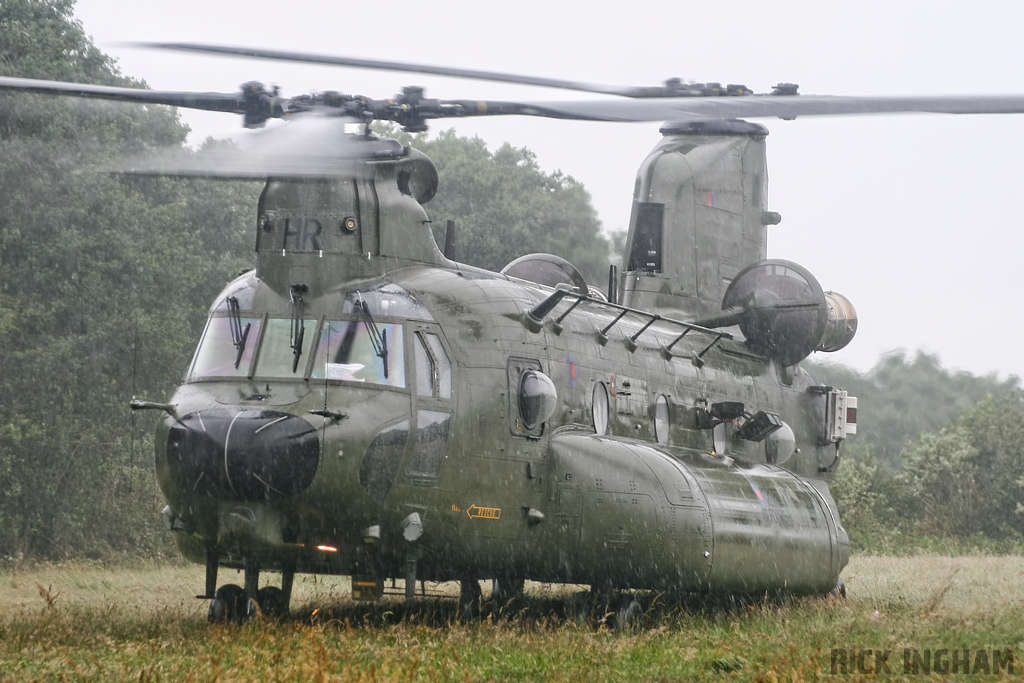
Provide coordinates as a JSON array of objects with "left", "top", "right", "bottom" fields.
[
  {"left": 256, "top": 318, "right": 317, "bottom": 377},
  {"left": 311, "top": 320, "right": 406, "bottom": 387},
  {"left": 188, "top": 316, "right": 319, "bottom": 381},
  {"left": 189, "top": 316, "right": 263, "bottom": 379},
  {"left": 188, "top": 282, "right": 421, "bottom": 385}
]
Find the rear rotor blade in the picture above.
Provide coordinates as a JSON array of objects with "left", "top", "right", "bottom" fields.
[{"left": 507, "top": 93, "right": 1024, "bottom": 123}]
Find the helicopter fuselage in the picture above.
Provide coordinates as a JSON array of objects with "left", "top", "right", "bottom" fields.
[{"left": 152, "top": 132, "right": 853, "bottom": 607}]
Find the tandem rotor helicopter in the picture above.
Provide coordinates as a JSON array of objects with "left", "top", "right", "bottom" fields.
[{"left": 4, "top": 44, "right": 1024, "bottom": 624}]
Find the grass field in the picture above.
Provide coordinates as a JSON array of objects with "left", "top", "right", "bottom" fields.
[{"left": 1, "top": 555, "right": 1022, "bottom": 681}]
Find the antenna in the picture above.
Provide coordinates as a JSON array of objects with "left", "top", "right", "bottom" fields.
[
  {"left": 129, "top": 315, "right": 138, "bottom": 494},
  {"left": 322, "top": 321, "right": 331, "bottom": 412}
]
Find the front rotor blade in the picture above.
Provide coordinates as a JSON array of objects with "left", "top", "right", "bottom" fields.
[
  {"left": 0, "top": 76, "right": 245, "bottom": 114},
  {"left": 118, "top": 117, "right": 397, "bottom": 179},
  {"left": 138, "top": 42, "right": 666, "bottom": 98},
  {"left": 117, "top": 146, "right": 369, "bottom": 179}
]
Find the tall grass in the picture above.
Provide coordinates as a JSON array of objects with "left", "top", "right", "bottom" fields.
[{"left": 1, "top": 556, "right": 1022, "bottom": 681}]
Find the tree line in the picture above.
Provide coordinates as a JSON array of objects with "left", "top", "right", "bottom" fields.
[{"left": 809, "top": 352, "right": 1023, "bottom": 553}]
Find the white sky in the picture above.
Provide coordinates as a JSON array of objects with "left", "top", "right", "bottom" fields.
[{"left": 72, "top": 0, "right": 1024, "bottom": 381}]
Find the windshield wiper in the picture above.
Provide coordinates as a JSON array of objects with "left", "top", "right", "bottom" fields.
[
  {"left": 226, "top": 296, "right": 251, "bottom": 369},
  {"left": 289, "top": 283, "right": 308, "bottom": 373},
  {"left": 355, "top": 298, "right": 388, "bottom": 379}
]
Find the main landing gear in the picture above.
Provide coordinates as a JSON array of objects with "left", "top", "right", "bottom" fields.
[{"left": 204, "top": 550, "right": 294, "bottom": 623}]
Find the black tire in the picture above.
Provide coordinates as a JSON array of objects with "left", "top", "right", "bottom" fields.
[
  {"left": 571, "top": 590, "right": 594, "bottom": 625},
  {"left": 209, "top": 584, "right": 246, "bottom": 623},
  {"left": 611, "top": 595, "right": 642, "bottom": 631},
  {"left": 257, "top": 586, "right": 286, "bottom": 617},
  {"left": 491, "top": 577, "right": 525, "bottom": 605},
  {"left": 831, "top": 577, "right": 847, "bottom": 599}
]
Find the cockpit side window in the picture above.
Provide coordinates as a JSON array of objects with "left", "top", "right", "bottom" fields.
[
  {"left": 311, "top": 320, "right": 406, "bottom": 388},
  {"left": 413, "top": 331, "right": 452, "bottom": 399},
  {"left": 413, "top": 333, "right": 434, "bottom": 397},
  {"left": 424, "top": 333, "right": 452, "bottom": 398}
]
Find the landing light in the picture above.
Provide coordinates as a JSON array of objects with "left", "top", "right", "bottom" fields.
[{"left": 316, "top": 544, "right": 338, "bottom": 552}]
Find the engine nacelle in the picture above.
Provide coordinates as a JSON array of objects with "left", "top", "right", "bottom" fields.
[{"left": 696, "top": 259, "right": 857, "bottom": 366}]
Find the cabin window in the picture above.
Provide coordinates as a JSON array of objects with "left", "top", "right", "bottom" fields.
[
  {"left": 189, "top": 315, "right": 263, "bottom": 379},
  {"left": 253, "top": 318, "right": 318, "bottom": 377},
  {"left": 310, "top": 320, "right": 406, "bottom": 388},
  {"left": 655, "top": 395, "right": 671, "bottom": 445},
  {"left": 765, "top": 421, "right": 796, "bottom": 465},
  {"left": 713, "top": 422, "right": 728, "bottom": 455},
  {"left": 592, "top": 382, "right": 610, "bottom": 435}
]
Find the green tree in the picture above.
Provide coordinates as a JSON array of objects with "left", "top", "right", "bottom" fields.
[
  {"left": 894, "top": 392, "right": 1024, "bottom": 540},
  {"left": 0, "top": 0, "right": 257, "bottom": 561},
  {"left": 374, "top": 125, "right": 612, "bottom": 283}
]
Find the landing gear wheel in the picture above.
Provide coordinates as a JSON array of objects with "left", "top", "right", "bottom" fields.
[
  {"left": 571, "top": 590, "right": 594, "bottom": 625},
  {"left": 209, "top": 584, "right": 246, "bottom": 623},
  {"left": 611, "top": 594, "right": 642, "bottom": 630},
  {"left": 491, "top": 577, "right": 525, "bottom": 605},
  {"left": 831, "top": 577, "right": 847, "bottom": 598},
  {"left": 459, "top": 579, "right": 482, "bottom": 620},
  {"left": 257, "top": 586, "right": 286, "bottom": 618}
]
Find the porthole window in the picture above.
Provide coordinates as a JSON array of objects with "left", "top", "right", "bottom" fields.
[
  {"left": 592, "top": 382, "right": 609, "bottom": 435},
  {"left": 519, "top": 370, "right": 557, "bottom": 429},
  {"left": 655, "top": 395, "right": 670, "bottom": 445},
  {"left": 712, "top": 422, "right": 727, "bottom": 455},
  {"left": 765, "top": 421, "right": 796, "bottom": 465}
]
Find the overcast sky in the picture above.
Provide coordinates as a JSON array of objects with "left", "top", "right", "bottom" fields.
[{"left": 72, "top": 0, "right": 1024, "bottom": 380}]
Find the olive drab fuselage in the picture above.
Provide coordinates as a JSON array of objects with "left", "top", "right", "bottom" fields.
[{"left": 156, "top": 125, "right": 855, "bottom": 597}]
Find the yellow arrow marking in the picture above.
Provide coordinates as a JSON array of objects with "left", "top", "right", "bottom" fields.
[{"left": 466, "top": 504, "right": 501, "bottom": 520}]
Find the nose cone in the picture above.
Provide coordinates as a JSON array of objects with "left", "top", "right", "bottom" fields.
[{"left": 166, "top": 410, "right": 319, "bottom": 501}]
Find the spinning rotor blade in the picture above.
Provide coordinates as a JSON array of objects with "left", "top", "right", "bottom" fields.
[
  {"left": 138, "top": 42, "right": 682, "bottom": 98},
  {"left": 0, "top": 76, "right": 247, "bottom": 113},
  {"left": 118, "top": 116, "right": 393, "bottom": 179},
  {"left": 513, "top": 93, "right": 1024, "bottom": 123},
  {"left": 138, "top": 43, "right": 1024, "bottom": 122},
  {"left": 5, "top": 72, "right": 1024, "bottom": 133}
]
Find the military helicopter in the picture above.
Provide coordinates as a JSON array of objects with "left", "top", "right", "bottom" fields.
[{"left": 4, "top": 46, "right": 1024, "bottom": 623}]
